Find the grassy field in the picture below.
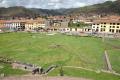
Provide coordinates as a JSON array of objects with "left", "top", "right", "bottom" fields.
[
  {"left": 104, "top": 38, "right": 120, "bottom": 73},
  {"left": 48, "top": 67, "right": 120, "bottom": 80},
  {"left": 0, "top": 62, "right": 27, "bottom": 76},
  {"left": 0, "top": 32, "right": 105, "bottom": 69},
  {"left": 0, "top": 32, "right": 120, "bottom": 79},
  {"left": 109, "top": 50, "right": 120, "bottom": 73}
]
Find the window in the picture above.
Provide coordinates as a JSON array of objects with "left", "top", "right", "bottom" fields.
[
  {"left": 101, "top": 28, "right": 105, "bottom": 32},
  {"left": 110, "top": 23, "right": 112, "bottom": 25},
  {"left": 113, "top": 26, "right": 115, "bottom": 28},
  {"left": 103, "top": 29, "right": 105, "bottom": 31},
  {"left": 93, "top": 26, "right": 95, "bottom": 28},
  {"left": 109, "top": 29, "right": 112, "bottom": 32},
  {"left": 112, "top": 29, "right": 114, "bottom": 33},
  {"left": 75, "top": 28, "right": 77, "bottom": 31},
  {"left": 116, "top": 30, "right": 119, "bottom": 33},
  {"left": 104, "top": 23, "right": 106, "bottom": 24},
  {"left": 117, "top": 23, "right": 120, "bottom": 25},
  {"left": 117, "top": 26, "right": 119, "bottom": 28},
  {"left": 113, "top": 23, "right": 115, "bottom": 25}
]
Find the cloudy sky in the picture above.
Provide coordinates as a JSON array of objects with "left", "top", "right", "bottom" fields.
[{"left": 0, "top": 0, "right": 116, "bottom": 9}]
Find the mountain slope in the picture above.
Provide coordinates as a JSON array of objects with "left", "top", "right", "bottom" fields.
[
  {"left": 0, "top": 0, "right": 120, "bottom": 18},
  {"left": 65, "top": 0, "right": 120, "bottom": 16},
  {"left": 0, "top": 6, "right": 62, "bottom": 18},
  {"left": 0, "top": 6, "right": 36, "bottom": 17}
]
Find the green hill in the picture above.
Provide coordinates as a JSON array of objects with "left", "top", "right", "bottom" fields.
[
  {"left": 0, "top": 6, "right": 62, "bottom": 19},
  {"left": 64, "top": 0, "right": 120, "bottom": 16},
  {"left": 0, "top": 0, "right": 120, "bottom": 18}
]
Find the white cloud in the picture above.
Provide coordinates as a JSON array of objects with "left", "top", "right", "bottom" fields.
[
  {"left": 0, "top": 0, "right": 116, "bottom": 9},
  {"left": 74, "top": 2, "right": 86, "bottom": 7}
]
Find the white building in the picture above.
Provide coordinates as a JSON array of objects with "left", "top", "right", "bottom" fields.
[
  {"left": 92, "top": 20, "right": 120, "bottom": 33},
  {"left": 25, "top": 20, "right": 46, "bottom": 31},
  {"left": 5, "top": 20, "right": 25, "bottom": 31}
]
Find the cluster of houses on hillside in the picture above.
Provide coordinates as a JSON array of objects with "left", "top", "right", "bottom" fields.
[{"left": 0, "top": 15, "right": 120, "bottom": 34}]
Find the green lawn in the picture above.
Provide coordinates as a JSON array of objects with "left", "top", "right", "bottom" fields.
[
  {"left": 108, "top": 49, "right": 120, "bottom": 73},
  {"left": 48, "top": 67, "right": 120, "bottom": 80},
  {"left": 0, "top": 32, "right": 120, "bottom": 79},
  {"left": 105, "top": 38, "right": 120, "bottom": 73},
  {"left": 0, "top": 32, "right": 105, "bottom": 69},
  {"left": 0, "top": 62, "right": 27, "bottom": 76}
]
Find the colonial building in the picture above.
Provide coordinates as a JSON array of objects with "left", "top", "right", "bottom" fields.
[
  {"left": 4, "top": 20, "right": 25, "bottom": 31},
  {"left": 92, "top": 20, "right": 120, "bottom": 33},
  {"left": 25, "top": 20, "right": 46, "bottom": 31},
  {"left": 46, "top": 17, "right": 70, "bottom": 32},
  {"left": 0, "top": 18, "right": 46, "bottom": 31},
  {"left": 0, "top": 20, "right": 5, "bottom": 28}
]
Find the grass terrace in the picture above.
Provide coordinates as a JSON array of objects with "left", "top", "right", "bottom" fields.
[{"left": 0, "top": 32, "right": 120, "bottom": 79}]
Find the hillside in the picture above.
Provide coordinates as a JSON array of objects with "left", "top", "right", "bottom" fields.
[
  {"left": 0, "top": 0, "right": 120, "bottom": 18},
  {"left": 63, "top": 0, "right": 120, "bottom": 16},
  {"left": 0, "top": 6, "right": 36, "bottom": 18},
  {"left": 0, "top": 6, "right": 62, "bottom": 19}
]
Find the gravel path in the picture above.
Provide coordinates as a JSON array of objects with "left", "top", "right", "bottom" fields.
[
  {"left": 1, "top": 75, "right": 92, "bottom": 80},
  {"left": 104, "top": 50, "right": 113, "bottom": 71}
]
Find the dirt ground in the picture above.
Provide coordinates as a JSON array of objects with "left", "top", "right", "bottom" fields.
[{"left": 1, "top": 74, "right": 92, "bottom": 80}]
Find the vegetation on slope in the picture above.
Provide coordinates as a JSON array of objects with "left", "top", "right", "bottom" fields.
[
  {"left": 68, "top": 22, "right": 89, "bottom": 28},
  {"left": 48, "top": 67, "right": 120, "bottom": 80},
  {"left": 0, "top": 62, "right": 27, "bottom": 76},
  {"left": 65, "top": 0, "right": 120, "bottom": 16},
  {"left": 0, "top": 0, "right": 120, "bottom": 18}
]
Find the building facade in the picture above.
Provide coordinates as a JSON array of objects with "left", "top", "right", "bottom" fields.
[
  {"left": 0, "top": 20, "right": 5, "bottom": 28},
  {"left": 0, "top": 19, "right": 46, "bottom": 31},
  {"left": 25, "top": 20, "right": 46, "bottom": 31},
  {"left": 4, "top": 20, "right": 25, "bottom": 31},
  {"left": 92, "top": 20, "right": 120, "bottom": 33}
]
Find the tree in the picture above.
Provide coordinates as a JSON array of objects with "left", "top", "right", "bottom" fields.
[
  {"left": 68, "top": 21, "right": 89, "bottom": 28},
  {"left": 59, "top": 65, "right": 64, "bottom": 76}
]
